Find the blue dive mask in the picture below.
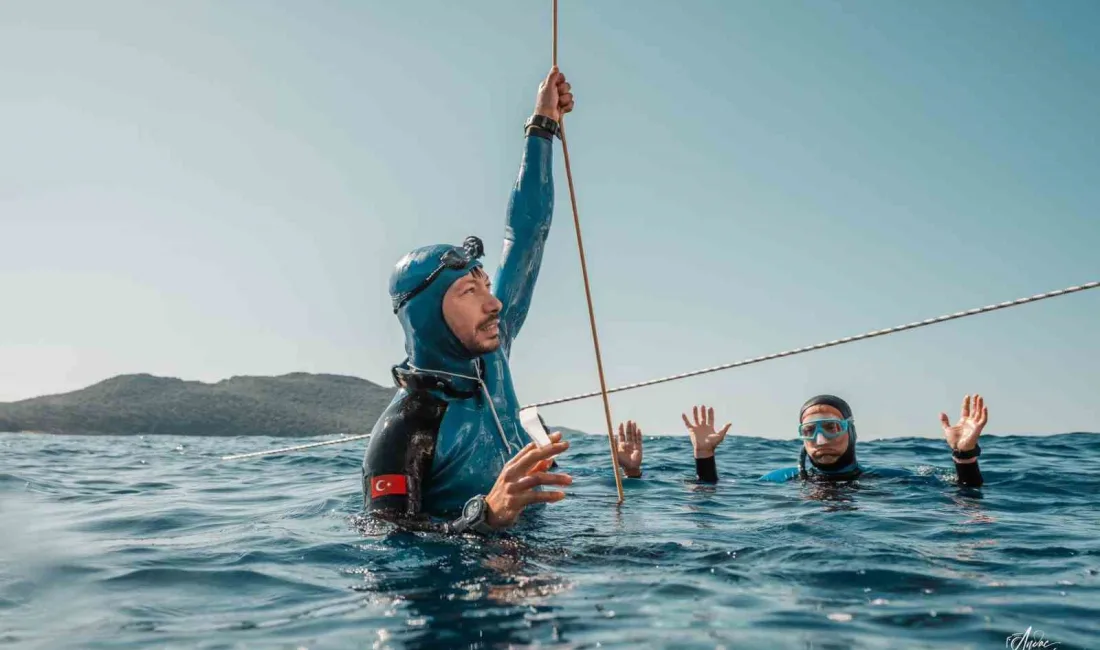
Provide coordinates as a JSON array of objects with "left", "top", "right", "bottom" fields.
[{"left": 798, "top": 417, "right": 853, "bottom": 441}]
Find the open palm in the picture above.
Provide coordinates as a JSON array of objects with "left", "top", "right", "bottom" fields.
[
  {"left": 940, "top": 394, "right": 988, "bottom": 452},
  {"left": 681, "top": 404, "right": 731, "bottom": 459},
  {"left": 616, "top": 420, "right": 643, "bottom": 477}
]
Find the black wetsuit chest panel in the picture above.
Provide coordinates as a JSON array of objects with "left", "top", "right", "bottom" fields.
[{"left": 362, "top": 390, "right": 448, "bottom": 517}]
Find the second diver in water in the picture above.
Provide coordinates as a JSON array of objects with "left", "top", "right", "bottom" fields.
[{"left": 614, "top": 393, "right": 988, "bottom": 487}]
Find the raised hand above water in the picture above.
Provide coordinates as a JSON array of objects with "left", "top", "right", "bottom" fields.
[
  {"left": 616, "top": 420, "right": 644, "bottom": 478},
  {"left": 940, "top": 394, "right": 988, "bottom": 456},
  {"left": 681, "top": 404, "right": 731, "bottom": 460}
]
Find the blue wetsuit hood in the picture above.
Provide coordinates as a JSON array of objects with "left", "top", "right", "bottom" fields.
[
  {"left": 390, "top": 242, "right": 485, "bottom": 380},
  {"left": 799, "top": 394, "right": 861, "bottom": 479}
]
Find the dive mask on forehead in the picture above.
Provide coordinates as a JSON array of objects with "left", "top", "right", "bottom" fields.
[
  {"left": 797, "top": 417, "right": 853, "bottom": 441},
  {"left": 391, "top": 236, "right": 485, "bottom": 313}
]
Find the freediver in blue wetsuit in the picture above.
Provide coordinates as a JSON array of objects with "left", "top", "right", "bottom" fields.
[
  {"left": 614, "top": 394, "right": 987, "bottom": 487},
  {"left": 361, "top": 68, "right": 576, "bottom": 535}
]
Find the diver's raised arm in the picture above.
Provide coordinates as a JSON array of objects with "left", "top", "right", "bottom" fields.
[
  {"left": 682, "top": 404, "right": 731, "bottom": 483},
  {"left": 493, "top": 67, "right": 574, "bottom": 348},
  {"left": 940, "top": 394, "right": 987, "bottom": 487}
]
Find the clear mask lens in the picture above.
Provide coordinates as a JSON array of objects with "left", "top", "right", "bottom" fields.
[{"left": 798, "top": 418, "right": 849, "bottom": 440}]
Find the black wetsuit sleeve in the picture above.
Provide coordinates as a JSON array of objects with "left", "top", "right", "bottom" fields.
[
  {"left": 954, "top": 460, "right": 983, "bottom": 487},
  {"left": 362, "top": 391, "right": 454, "bottom": 533},
  {"left": 695, "top": 456, "right": 718, "bottom": 483}
]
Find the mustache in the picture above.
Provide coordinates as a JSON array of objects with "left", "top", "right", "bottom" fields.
[{"left": 477, "top": 314, "right": 500, "bottom": 331}]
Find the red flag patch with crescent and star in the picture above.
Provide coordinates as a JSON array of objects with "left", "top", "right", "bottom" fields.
[{"left": 370, "top": 474, "right": 407, "bottom": 498}]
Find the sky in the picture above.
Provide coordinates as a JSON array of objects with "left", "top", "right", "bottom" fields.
[{"left": 1, "top": 0, "right": 1097, "bottom": 439}]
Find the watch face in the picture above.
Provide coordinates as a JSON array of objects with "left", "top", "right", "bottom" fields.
[{"left": 464, "top": 499, "right": 483, "bottom": 520}]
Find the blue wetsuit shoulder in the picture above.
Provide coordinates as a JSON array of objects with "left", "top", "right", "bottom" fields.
[
  {"left": 759, "top": 467, "right": 801, "bottom": 482},
  {"left": 860, "top": 466, "right": 912, "bottom": 478},
  {"left": 757, "top": 465, "right": 911, "bottom": 482}
]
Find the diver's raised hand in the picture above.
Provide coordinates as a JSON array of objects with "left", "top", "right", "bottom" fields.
[
  {"left": 534, "top": 67, "right": 574, "bottom": 123},
  {"left": 485, "top": 432, "right": 572, "bottom": 529},
  {"left": 616, "top": 420, "right": 644, "bottom": 478},
  {"left": 940, "top": 394, "right": 988, "bottom": 454},
  {"left": 682, "top": 404, "right": 731, "bottom": 459}
]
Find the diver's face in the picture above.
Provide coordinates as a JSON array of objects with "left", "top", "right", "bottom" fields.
[
  {"left": 801, "top": 404, "right": 850, "bottom": 464},
  {"left": 442, "top": 268, "right": 503, "bottom": 355}
]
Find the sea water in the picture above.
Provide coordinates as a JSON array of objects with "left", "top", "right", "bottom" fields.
[{"left": 2, "top": 432, "right": 1098, "bottom": 649}]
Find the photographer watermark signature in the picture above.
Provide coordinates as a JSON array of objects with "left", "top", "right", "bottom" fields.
[{"left": 1006, "top": 626, "right": 1059, "bottom": 650}]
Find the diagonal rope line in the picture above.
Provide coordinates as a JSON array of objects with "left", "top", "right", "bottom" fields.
[
  {"left": 222, "top": 281, "right": 1097, "bottom": 461},
  {"left": 221, "top": 434, "right": 372, "bottom": 461},
  {"left": 524, "top": 281, "right": 1100, "bottom": 409}
]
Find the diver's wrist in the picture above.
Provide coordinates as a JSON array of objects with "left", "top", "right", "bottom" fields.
[
  {"left": 525, "top": 113, "right": 559, "bottom": 140},
  {"left": 951, "top": 443, "right": 981, "bottom": 463},
  {"left": 949, "top": 434, "right": 979, "bottom": 452},
  {"left": 693, "top": 448, "right": 715, "bottom": 459},
  {"left": 483, "top": 498, "right": 509, "bottom": 530},
  {"left": 694, "top": 455, "right": 719, "bottom": 483},
  {"left": 452, "top": 495, "right": 497, "bottom": 535}
]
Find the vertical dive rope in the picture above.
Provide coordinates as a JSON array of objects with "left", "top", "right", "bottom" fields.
[{"left": 553, "top": 0, "right": 626, "bottom": 503}]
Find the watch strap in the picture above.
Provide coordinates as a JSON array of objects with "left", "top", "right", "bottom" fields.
[
  {"left": 952, "top": 444, "right": 981, "bottom": 460},
  {"left": 525, "top": 114, "right": 560, "bottom": 140},
  {"left": 469, "top": 519, "right": 495, "bottom": 535}
]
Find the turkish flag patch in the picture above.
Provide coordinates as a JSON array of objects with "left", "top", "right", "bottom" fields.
[{"left": 370, "top": 474, "right": 408, "bottom": 498}]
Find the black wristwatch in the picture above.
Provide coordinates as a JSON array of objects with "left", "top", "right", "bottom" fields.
[
  {"left": 450, "top": 494, "right": 495, "bottom": 535},
  {"left": 524, "top": 114, "right": 560, "bottom": 140},
  {"left": 952, "top": 444, "right": 981, "bottom": 460}
]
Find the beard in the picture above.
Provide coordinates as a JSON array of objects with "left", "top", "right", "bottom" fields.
[
  {"left": 467, "top": 335, "right": 501, "bottom": 354},
  {"left": 463, "top": 315, "right": 501, "bottom": 354}
]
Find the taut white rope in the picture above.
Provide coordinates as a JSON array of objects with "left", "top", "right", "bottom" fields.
[
  {"left": 220, "top": 280, "right": 1097, "bottom": 460},
  {"left": 221, "top": 434, "right": 372, "bottom": 461},
  {"left": 524, "top": 281, "right": 1100, "bottom": 409}
]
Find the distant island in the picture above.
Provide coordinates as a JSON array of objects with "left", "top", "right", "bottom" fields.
[{"left": 0, "top": 373, "right": 398, "bottom": 436}]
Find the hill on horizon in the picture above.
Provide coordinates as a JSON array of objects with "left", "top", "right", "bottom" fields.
[
  {"left": 0, "top": 373, "right": 397, "bottom": 436},
  {"left": 11, "top": 375, "right": 1082, "bottom": 440}
]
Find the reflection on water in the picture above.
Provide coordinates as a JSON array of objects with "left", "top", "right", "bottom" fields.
[
  {"left": 350, "top": 521, "right": 575, "bottom": 648},
  {"left": 800, "top": 480, "right": 864, "bottom": 513}
]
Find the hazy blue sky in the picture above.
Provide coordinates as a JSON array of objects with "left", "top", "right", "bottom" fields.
[{"left": 2, "top": 0, "right": 1097, "bottom": 439}]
